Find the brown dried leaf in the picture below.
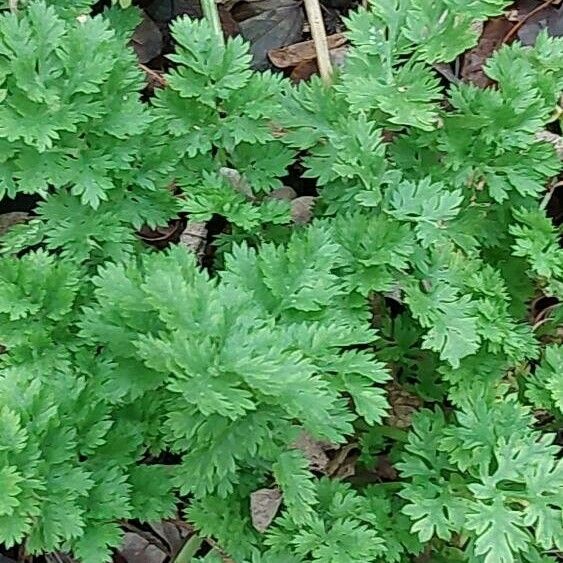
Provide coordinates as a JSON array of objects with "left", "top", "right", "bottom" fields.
[
  {"left": 118, "top": 532, "right": 167, "bottom": 563},
  {"left": 250, "top": 488, "right": 282, "bottom": 533},
  {"left": 232, "top": 0, "right": 297, "bottom": 22},
  {"left": 239, "top": 4, "right": 304, "bottom": 70},
  {"left": 513, "top": 0, "right": 563, "bottom": 45},
  {"left": 131, "top": 14, "right": 162, "bottom": 64},
  {"left": 179, "top": 221, "right": 208, "bottom": 260},
  {"left": 145, "top": 0, "right": 201, "bottom": 22},
  {"left": 289, "top": 45, "right": 348, "bottom": 82},
  {"left": 293, "top": 431, "right": 334, "bottom": 472},
  {"left": 325, "top": 443, "right": 359, "bottom": 479},
  {"left": 291, "top": 196, "right": 316, "bottom": 224},
  {"left": 290, "top": 59, "right": 319, "bottom": 82},
  {"left": 0, "top": 211, "right": 29, "bottom": 237},
  {"left": 461, "top": 17, "right": 513, "bottom": 87},
  {"left": 219, "top": 6, "right": 241, "bottom": 38},
  {"left": 374, "top": 454, "right": 398, "bottom": 481},
  {"left": 536, "top": 130, "right": 563, "bottom": 159},
  {"left": 148, "top": 521, "right": 188, "bottom": 556},
  {"left": 268, "top": 32, "right": 346, "bottom": 68},
  {"left": 385, "top": 382, "right": 422, "bottom": 429}
]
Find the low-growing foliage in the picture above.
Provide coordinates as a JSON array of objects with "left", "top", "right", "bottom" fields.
[
  {"left": 0, "top": 0, "right": 561, "bottom": 562},
  {"left": 0, "top": 2, "right": 179, "bottom": 263}
]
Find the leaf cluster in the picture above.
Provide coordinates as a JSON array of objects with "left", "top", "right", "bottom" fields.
[{"left": 0, "top": 1, "right": 562, "bottom": 562}]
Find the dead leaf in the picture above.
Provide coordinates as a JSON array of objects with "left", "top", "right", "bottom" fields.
[
  {"left": 461, "top": 17, "right": 513, "bottom": 87},
  {"left": 385, "top": 382, "right": 422, "bottom": 429},
  {"left": 267, "top": 186, "right": 297, "bottom": 201},
  {"left": 323, "top": 0, "right": 356, "bottom": 7},
  {"left": 250, "top": 488, "right": 282, "bottom": 532},
  {"left": 291, "top": 196, "right": 316, "bottom": 224},
  {"left": 290, "top": 59, "right": 319, "bottom": 82},
  {"left": 219, "top": 6, "right": 240, "bottom": 38},
  {"left": 145, "top": 0, "right": 201, "bottom": 22},
  {"left": 239, "top": 4, "right": 304, "bottom": 70},
  {"left": 293, "top": 431, "right": 333, "bottom": 472},
  {"left": 268, "top": 32, "right": 346, "bottom": 68},
  {"left": 0, "top": 211, "right": 29, "bottom": 237},
  {"left": 290, "top": 46, "right": 348, "bottom": 82},
  {"left": 512, "top": 0, "right": 563, "bottom": 45},
  {"left": 232, "top": 0, "right": 297, "bottom": 21},
  {"left": 179, "top": 221, "right": 208, "bottom": 261},
  {"left": 432, "top": 63, "right": 460, "bottom": 84},
  {"left": 374, "top": 454, "right": 398, "bottom": 481},
  {"left": 148, "top": 521, "right": 189, "bottom": 557},
  {"left": 325, "top": 443, "right": 359, "bottom": 479},
  {"left": 131, "top": 14, "right": 162, "bottom": 64},
  {"left": 536, "top": 130, "right": 563, "bottom": 159},
  {"left": 118, "top": 532, "right": 167, "bottom": 563}
]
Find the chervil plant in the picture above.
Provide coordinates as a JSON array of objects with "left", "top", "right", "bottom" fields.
[
  {"left": 0, "top": 0, "right": 561, "bottom": 562},
  {"left": 153, "top": 17, "right": 296, "bottom": 231},
  {"left": 0, "top": 2, "right": 179, "bottom": 264}
]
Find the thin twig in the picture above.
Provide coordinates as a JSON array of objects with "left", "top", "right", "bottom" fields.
[
  {"left": 532, "top": 303, "right": 560, "bottom": 330},
  {"left": 303, "top": 0, "right": 333, "bottom": 85},
  {"left": 201, "top": 0, "right": 225, "bottom": 47},
  {"left": 502, "top": 0, "right": 555, "bottom": 43},
  {"left": 139, "top": 63, "right": 167, "bottom": 87},
  {"left": 540, "top": 179, "right": 562, "bottom": 210}
]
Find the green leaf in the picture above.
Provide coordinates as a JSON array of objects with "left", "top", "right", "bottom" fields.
[
  {"left": 466, "top": 498, "right": 530, "bottom": 563},
  {"left": 272, "top": 450, "right": 317, "bottom": 524},
  {"left": 386, "top": 177, "right": 463, "bottom": 247},
  {"left": 405, "top": 281, "right": 479, "bottom": 367},
  {"left": 0, "top": 466, "right": 23, "bottom": 517}
]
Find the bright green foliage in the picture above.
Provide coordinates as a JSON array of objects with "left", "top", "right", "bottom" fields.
[
  {"left": 0, "top": 2, "right": 179, "bottom": 262},
  {"left": 264, "top": 479, "right": 421, "bottom": 562},
  {"left": 0, "top": 0, "right": 562, "bottom": 562},
  {"left": 398, "top": 393, "right": 563, "bottom": 563},
  {"left": 510, "top": 207, "right": 563, "bottom": 295},
  {"left": 0, "top": 0, "right": 95, "bottom": 18},
  {"left": 336, "top": 0, "right": 511, "bottom": 132},
  {"left": 0, "top": 234, "right": 390, "bottom": 559},
  {"left": 153, "top": 17, "right": 295, "bottom": 230},
  {"left": 0, "top": 251, "right": 176, "bottom": 561},
  {"left": 525, "top": 345, "right": 563, "bottom": 416}
]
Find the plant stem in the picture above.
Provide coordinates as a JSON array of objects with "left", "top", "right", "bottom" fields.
[
  {"left": 303, "top": 0, "right": 333, "bottom": 85},
  {"left": 201, "top": 0, "right": 224, "bottom": 47}
]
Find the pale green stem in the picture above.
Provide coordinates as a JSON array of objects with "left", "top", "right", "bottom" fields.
[
  {"left": 303, "top": 0, "right": 333, "bottom": 85},
  {"left": 201, "top": 0, "right": 224, "bottom": 47}
]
